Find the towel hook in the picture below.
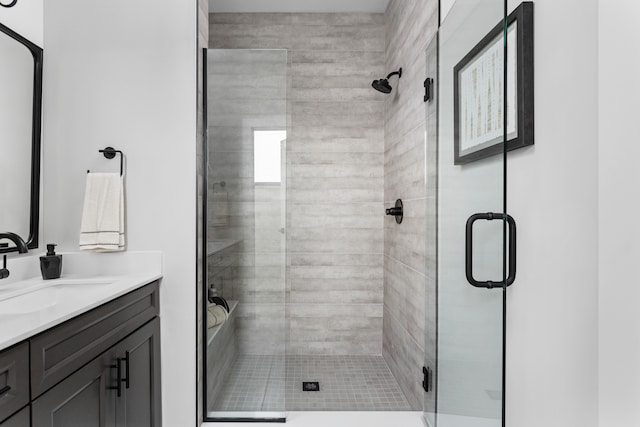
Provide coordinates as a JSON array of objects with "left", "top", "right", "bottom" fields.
[{"left": 87, "top": 147, "right": 124, "bottom": 176}]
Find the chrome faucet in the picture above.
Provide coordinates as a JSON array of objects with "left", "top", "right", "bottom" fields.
[{"left": 0, "top": 233, "right": 28, "bottom": 280}]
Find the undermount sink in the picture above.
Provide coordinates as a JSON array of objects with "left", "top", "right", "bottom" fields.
[
  {"left": 0, "top": 287, "right": 59, "bottom": 314},
  {"left": 48, "top": 278, "right": 114, "bottom": 287},
  {"left": 0, "top": 277, "right": 115, "bottom": 315}
]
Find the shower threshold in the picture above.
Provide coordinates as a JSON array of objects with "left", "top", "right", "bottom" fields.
[{"left": 203, "top": 411, "right": 424, "bottom": 427}]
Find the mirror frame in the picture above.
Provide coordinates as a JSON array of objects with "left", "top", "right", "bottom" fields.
[{"left": 0, "top": 22, "right": 43, "bottom": 251}]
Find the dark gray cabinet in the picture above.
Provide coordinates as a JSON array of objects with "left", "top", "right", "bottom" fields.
[
  {"left": 0, "top": 281, "right": 161, "bottom": 427},
  {"left": 30, "top": 282, "right": 160, "bottom": 398},
  {"left": 32, "top": 350, "right": 117, "bottom": 427},
  {"left": 114, "top": 319, "right": 161, "bottom": 427},
  {"left": 32, "top": 318, "right": 161, "bottom": 427},
  {"left": 0, "top": 343, "right": 29, "bottom": 424},
  {"left": 0, "top": 407, "right": 29, "bottom": 427}
]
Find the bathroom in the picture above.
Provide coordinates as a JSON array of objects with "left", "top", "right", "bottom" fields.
[{"left": 0, "top": 0, "right": 637, "bottom": 426}]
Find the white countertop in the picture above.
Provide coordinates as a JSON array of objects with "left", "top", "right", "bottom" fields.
[{"left": 0, "top": 251, "right": 162, "bottom": 351}]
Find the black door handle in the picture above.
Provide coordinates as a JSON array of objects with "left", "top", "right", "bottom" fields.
[{"left": 465, "top": 212, "right": 516, "bottom": 288}]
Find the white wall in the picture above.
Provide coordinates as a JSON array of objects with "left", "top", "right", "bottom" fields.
[
  {"left": 0, "top": 0, "right": 43, "bottom": 45},
  {"left": 598, "top": 2, "right": 640, "bottom": 426},
  {"left": 505, "top": 0, "right": 599, "bottom": 426},
  {"left": 42, "top": 0, "right": 197, "bottom": 425},
  {"left": 440, "top": 0, "right": 455, "bottom": 22}
]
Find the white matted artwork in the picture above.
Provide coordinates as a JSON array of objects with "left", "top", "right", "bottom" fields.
[
  {"left": 458, "top": 24, "right": 517, "bottom": 154},
  {"left": 453, "top": 2, "right": 534, "bottom": 165}
]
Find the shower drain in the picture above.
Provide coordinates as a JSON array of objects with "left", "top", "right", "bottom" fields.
[{"left": 302, "top": 381, "right": 320, "bottom": 391}]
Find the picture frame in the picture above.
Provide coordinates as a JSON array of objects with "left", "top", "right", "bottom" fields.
[{"left": 453, "top": 2, "right": 534, "bottom": 165}]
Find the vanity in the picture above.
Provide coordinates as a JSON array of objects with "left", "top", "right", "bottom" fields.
[
  {"left": 0, "top": 15, "right": 164, "bottom": 427},
  {"left": 0, "top": 252, "right": 163, "bottom": 427}
]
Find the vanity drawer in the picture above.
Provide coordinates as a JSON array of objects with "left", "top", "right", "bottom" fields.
[
  {"left": 0, "top": 342, "right": 29, "bottom": 424},
  {"left": 30, "top": 281, "right": 159, "bottom": 398}
]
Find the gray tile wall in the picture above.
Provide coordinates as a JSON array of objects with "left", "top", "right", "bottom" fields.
[
  {"left": 210, "top": 13, "right": 387, "bottom": 356},
  {"left": 382, "top": 0, "right": 438, "bottom": 411}
]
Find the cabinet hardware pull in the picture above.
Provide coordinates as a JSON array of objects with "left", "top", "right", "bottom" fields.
[
  {"left": 123, "top": 351, "right": 130, "bottom": 389},
  {"left": 110, "top": 352, "right": 130, "bottom": 397},
  {"left": 0, "top": 385, "right": 10, "bottom": 397},
  {"left": 110, "top": 361, "right": 123, "bottom": 397}
]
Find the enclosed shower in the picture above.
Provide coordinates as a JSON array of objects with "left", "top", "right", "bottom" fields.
[{"left": 203, "top": 0, "right": 516, "bottom": 425}]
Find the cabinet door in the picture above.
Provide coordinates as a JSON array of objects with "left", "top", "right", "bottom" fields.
[
  {"left": 0, "top": 406, "right": 29, "bottom": 427},
  {"left": 114, "top": 319, "right": 161, "bottom": 427},
  {"left": 32, "top": 350, "right": 117, "bottom": 427},
  {"left": 0, "top": 343, "right": 29, "bottom": 424}
]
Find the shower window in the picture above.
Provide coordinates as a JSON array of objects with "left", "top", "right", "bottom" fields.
[{"left": 253, "top": 129, "right": 285, "bottom": 184}]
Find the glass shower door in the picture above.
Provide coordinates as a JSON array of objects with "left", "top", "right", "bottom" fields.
[
  {"left": 204, "top": 49, "right": 287, "bottom": 422},
  {"left": 425, "top": 1, "right": 510, "bottom": 426}
]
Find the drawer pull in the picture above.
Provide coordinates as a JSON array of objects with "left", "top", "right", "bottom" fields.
[
  {"left": 110, "top": 351, "right": 130, "bottom": 397},
  {"left": 0, "top": 385, "right": 10, "bottom": 397},
  {"left": 110, "top": 360, "right": 123, "bottom": 397},
  {"left": 122, "top": 351, "right": 130, "bottom": 389}
]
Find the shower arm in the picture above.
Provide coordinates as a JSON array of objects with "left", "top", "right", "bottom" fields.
[{"left": 386, "top": 68, "right": 403, "bottom": 79}]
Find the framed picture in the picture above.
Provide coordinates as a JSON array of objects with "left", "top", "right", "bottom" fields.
[{"left": 453, "top": 2, "right": 534, "bottom": 165}]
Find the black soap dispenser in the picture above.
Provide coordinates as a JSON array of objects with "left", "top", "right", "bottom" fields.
[{"left": 40, "top": 244, "right": 62, "bottom": 280}]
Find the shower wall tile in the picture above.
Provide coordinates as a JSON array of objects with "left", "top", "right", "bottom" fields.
[
  {"left": 384, "top": 197, "right": 427, "bottom": 274},
  {"left": 210, "top": 12, "right": 386, "bottom": 355},
  {"left": 287, "top": 127, "right": 384, "bottom": 153},
  {"left": 382, "top": 305, "right": 425, "bottom": 410},
  {"left": 288, "top": 227, "right": 383, "bottom": 254},
  {"left": 384, "top": 124, "right": 427, "bottom": 203},
  {"left": 384, "top": 256, "right": 426, "bottom": 347},
  {"left": 288, "top": 202, "right": 383, "bottom": 228},
  {"left": 291, "top": 13, "right": 386, "bottom": 26},
  {"left": 382, "top": 0, "right": 438, "bottom": 411}
]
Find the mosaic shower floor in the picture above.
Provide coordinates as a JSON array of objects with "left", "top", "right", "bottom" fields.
[{"left": 210, "top": 354, "right": 412, "bottom": 412}]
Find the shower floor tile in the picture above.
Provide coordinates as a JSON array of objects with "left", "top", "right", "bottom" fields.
[{"left": 210, "top": 354, "right": 411, "bottom": 412}]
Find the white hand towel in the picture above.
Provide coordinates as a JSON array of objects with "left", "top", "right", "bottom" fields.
[
  {"left": 79, "top": 173, "right": 125, "bottom": 252},
  {"left": 207, "top": 304, "right": 228, "bottom": 329}
]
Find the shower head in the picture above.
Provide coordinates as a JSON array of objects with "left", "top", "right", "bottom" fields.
[
  {"left": 372, "top": 78, "right": 392, "bottom": 94},
  {"left": 372, "top": 68, "right": 402, "bottom": 94}
]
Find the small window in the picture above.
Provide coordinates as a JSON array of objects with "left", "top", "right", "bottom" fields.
[{"left": 253, "top": 130, "right": 285, "bottom": 183}]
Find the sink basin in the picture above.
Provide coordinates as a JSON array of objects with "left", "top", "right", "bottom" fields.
[
  {"left": 49, "top": 278, "right": 114, "bottom": 287},
  {"left": 0, "top": 277, "right": 115, "bottom": 315},
  {"left": 0, "top": 288, "right": 59, "bottom": 315}
]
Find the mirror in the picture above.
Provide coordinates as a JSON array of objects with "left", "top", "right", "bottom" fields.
[{"left": 0, "top": 22, "right": 43, "bottom": 252}]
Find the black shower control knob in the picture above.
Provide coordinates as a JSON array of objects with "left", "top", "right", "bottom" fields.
[{"left": 386, "top": 199, "right": 404, "bottom": 224}]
